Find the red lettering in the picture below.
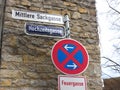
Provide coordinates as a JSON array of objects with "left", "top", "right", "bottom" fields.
[{"left": 61, "top": 80, "right": 84, "bottom": 87}]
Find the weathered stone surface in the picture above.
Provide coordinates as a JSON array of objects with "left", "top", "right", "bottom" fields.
[
  {"left": 79, "top": 8, "right": 88, "bottom": 14},
  {"left": 47, "top": 10, "right": 61, "bottom": 15},
  {"left": 1, "top": 61, "right": 20, "bottom": 70},
  {"left": 30, "top": 80, "right": 47, "bottom": 87},
  {"left": 29, "top": 7, "right": 40, "bottom": 11},
  {"left": 72, "top": 12, "right": 81, "bottom": 19},
  {"left": 0, "top": 87, "right": 55, "bottom": 90},
  {"left": 6, "top": 0, "right": 17, "bottom": 6},
  {"left": 25, "top": 72, "right": 40, "bottom": 79},
  {"left": 63, "top": 2, "right": 76, "bottom": 6},
  {"left": 12, "top": 79, "right": 30, "bottom": 86},
  {"left": 2, "top": 54, "right": 22, "bottom": 62},
  {"left": 21, "top": 0, "right": 31, "bottom": 6},
  {"left": 87, "top": 78, "right": 102, "bottom": 90},
  {"left": 87, "top": 39, "right": 97, "bottom": 44},
  {"left": 61, "top": 9, "right": 71, "bottom": 16},
  {"left": 83, "top": 62, "right": 101, "bottom": 77},
  {"left": 0, "top": 79, "right": 12, "bottom": 86},
  {"left": 0, "top": 70, "right": 23, "bottom": 78}
]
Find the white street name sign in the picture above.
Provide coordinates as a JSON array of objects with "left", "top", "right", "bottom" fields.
[{"left": 12, "top": 10, "right": 64, "bottom": 24}]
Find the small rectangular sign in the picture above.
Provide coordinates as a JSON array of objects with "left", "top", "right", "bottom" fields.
[
  {"left": 25, "top": 23, "right": 66, "bottom": 38},
  {"left": 58, "top": 75, "right": 87, "bottom": 90},
  {"left": 12, "top": 10, "right": 64, "bottom": 24}
]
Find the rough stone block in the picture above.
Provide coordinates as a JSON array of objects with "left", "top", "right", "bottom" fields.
[
  {"left": 63, "top": 2, "right": 76, "bottom": 6},
  {"left": 72, "top": 12, "right": 81, "bottom": 19},
  {"left": 0, "top": 70, "right": 23, "bottom": 78},
  {"left": 79, "top": 8, "right": 88, "bottom": 14},
  {"left": 0, "top": 79, "right": 12, "bottom": 86},
  {"left": 47, "top": 10, "right": 61, "bottom": 15},
  {"left": 21, "top": 0, "right": 31, "bottom": 6},
  {"left": 2, "top": 54, "right": 22, "bottom": 62}
]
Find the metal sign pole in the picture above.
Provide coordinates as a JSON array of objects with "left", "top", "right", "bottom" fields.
[{"left": 64, "top": 15, "right": 70, "bottom": 38}]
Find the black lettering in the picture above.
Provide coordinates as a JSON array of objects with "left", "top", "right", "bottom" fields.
[
  {"left": 15, "top": 11, "right": 34, "bottom": 19},
  {"left": 15, "top": 11, "right": 20, "bottom": 16},
  {"left": 31, "top": 15, "right": 34, "bottom": 18}
]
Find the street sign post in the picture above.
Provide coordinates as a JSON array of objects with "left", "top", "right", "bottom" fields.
[
  {"left": 63, "top": 15, "right": 70, "bottom": 38},
  {"left": 25, "top": 23, "right": 66, "bottom": 38},
  {"left": 58, "top": 75, "right": 87, "bottom": 90},
  {"left": 51, "top": 39, "right": 89, "bottom": 75}
]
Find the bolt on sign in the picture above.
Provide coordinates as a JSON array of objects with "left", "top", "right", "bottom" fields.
[{"left": 58, "top": 75, "right": 87, "bottom": 90}]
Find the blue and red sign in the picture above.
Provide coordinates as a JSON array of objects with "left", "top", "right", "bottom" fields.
[{"left": 51, "top": 39, "right": 89, "bottom": 75}]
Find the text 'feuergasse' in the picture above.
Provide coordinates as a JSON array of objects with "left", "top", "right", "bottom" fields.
[{"left": 62, "top": 80, "right": 84, "bottom": 87}]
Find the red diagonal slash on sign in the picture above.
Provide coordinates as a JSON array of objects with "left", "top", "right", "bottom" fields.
[{"left": 59, "top": 46, "right": 82, "bottom": 68}]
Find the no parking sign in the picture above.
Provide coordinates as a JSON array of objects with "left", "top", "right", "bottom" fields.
[{"left": 51, "top": 39, "right": 89, "bottom": 75}]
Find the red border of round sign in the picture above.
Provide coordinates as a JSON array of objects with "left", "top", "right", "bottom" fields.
[{"left": 51, "top": 38, "right": 89, "bottom": 75}]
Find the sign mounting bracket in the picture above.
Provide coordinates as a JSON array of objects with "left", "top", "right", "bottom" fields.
[{"left": 64, "top": 15, "right": 70, "bottom": 38}]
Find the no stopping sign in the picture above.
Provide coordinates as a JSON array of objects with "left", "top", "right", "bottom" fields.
[{"left": 51, "top": 39, "right": 89, "bottom": 75}]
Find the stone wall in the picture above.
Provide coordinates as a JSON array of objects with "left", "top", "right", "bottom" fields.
[{"left": 0, "top": 0, "right": 102, "bottom": 90}]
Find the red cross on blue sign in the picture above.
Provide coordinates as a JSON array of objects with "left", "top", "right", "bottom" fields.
[{"left": 51, "top": 39, "right": 89, "bottom": 75}]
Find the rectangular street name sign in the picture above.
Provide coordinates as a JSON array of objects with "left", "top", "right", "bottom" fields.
[
  {"left": 25, "top": 23, "right": 66, "bottom": 38},
  {"left": 58, "top": 75, "right": 87, "bottom": 90},
  {"left": 12, "top": 10, "right": 64, "bottom": 24}
]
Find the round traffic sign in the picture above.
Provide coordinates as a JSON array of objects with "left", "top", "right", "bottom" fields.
[{"left": 51, "top": 38, "right": 89, "bottom": 75}]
